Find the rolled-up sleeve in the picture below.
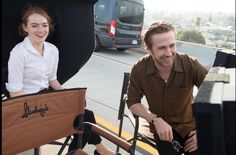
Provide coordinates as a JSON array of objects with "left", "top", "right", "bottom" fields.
[
  {"left": 6, "top": 49, "right": 24, "bottom": 92},
  {"left": 193, "top": 59, "right": 208, "bottom": 88},
  {"left": 126, "top": 64, "right": 143, "bottom": 108}
]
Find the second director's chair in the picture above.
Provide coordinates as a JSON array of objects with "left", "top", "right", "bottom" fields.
[
  {"left": 2, "top": 88, "right": 135, "bottom": 155},
  {"left": 117, "top": 73, "right": 157, "bottom": 154}
]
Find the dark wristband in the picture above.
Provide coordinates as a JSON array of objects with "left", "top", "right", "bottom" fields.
[{"left": 151, "top": 115, "right": 158, "bottom": 124}]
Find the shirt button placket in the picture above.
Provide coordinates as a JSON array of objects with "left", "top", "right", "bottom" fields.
[{"left": 163, "top": 84, "right": 168, "bottom": 117}]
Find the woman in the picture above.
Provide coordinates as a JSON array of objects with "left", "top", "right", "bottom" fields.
[{"left": 6, "top": 6, "right": 115, "bottom": 155}]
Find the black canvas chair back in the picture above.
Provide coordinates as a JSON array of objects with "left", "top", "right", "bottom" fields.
[
  {"left": 213, "top": 50, "right": 235, "bottom": 68},
  {"left": 117, "top": 73, "right": 157, "bottom": 154}
]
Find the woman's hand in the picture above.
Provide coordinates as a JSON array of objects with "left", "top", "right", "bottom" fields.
[
  {"left": 49, "top": 80, "right": 64, "bottom": 90},
  {"left": 9, "top": 90, "right": 25, "bottom": 98}
]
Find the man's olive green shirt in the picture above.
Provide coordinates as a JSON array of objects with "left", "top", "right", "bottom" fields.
[{"left": 127, "top": 53, "right": 208, "bottom": 137}]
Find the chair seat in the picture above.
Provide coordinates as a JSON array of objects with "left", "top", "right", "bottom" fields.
[{"left": 138, "top": 117, "right": 154, "bottom": 140}]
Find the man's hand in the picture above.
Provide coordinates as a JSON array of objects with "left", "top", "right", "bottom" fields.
[
  {"left": 184, "top": 130, "right": 197, "bottom": 152},
  {"left": 154, "top": 117, "right": 173, "bottom": 142},
  {"left": 129, "top": 104, "right": 173, "bottom": 142}
]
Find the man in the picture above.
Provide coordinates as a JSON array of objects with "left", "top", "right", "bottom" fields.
[{"left": 126, "top": 21, "right": 208, "bottom": 155}]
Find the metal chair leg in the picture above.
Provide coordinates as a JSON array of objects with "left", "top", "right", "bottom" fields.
[
  {"left": 116, "top": 114, "right": 125, "bottom": 152},
  {"left": 34, "top": 147, "right": 40, "bottom": 155},
  {"left": 57, "top": 136, "right": 71, "bottom": 155}
]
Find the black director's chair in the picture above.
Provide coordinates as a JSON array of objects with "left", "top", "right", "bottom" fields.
[{"left": 117, "top": 73, "right": 157, "bottom": 154}]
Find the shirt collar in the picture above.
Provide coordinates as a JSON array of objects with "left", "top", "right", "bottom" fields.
[
  {"left": 146, "top": 53, "right": 184, "bottom": 75},
  {"left": 173, "top": 53, "right": 184, "bottom": 72},
  {"left": 23, "top": 37, "right": 50, "bottom": 56},
  {"left": 146, "top": 54, "right": 157, "bottom": 75}
]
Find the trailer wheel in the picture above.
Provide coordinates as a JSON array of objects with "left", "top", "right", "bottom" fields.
[{"left": 94, "top": 36, "right": 101, "bottom": 52}]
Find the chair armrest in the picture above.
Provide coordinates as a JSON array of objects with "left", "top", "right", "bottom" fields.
[{"left": 83, "top": 122, "right": 133, "bottom": 153}]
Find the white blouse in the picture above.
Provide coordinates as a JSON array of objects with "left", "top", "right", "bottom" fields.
[{"left": 6, "top": 37, "right": 59, "bottom": 95}]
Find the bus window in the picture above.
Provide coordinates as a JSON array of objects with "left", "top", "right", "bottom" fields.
[
  {"left": 118, "top": 1, "right": 144, "bottom": 24},
  {"left": 95, "top": 0, "right": 112, "bottom": 22}
]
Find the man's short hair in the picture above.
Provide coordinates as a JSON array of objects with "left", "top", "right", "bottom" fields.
[{"left": 143, "top": 21, "right": 175, "bottom": 50}]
